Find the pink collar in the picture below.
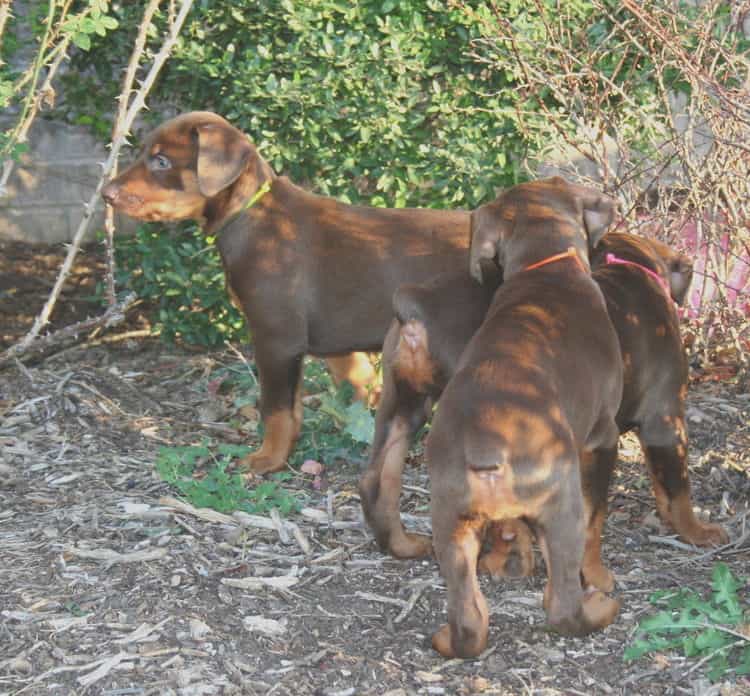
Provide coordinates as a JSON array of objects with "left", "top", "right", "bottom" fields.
[{"left": 605, "top": 252, "right": 670, "bottom": 297}]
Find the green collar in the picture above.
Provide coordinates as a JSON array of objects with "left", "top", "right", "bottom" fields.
[
  {"left": 214, "top": 180, "right": 272, "bottom": 237},
  {"left": 244, "top": 179, "right": 272, "bottom": 210}
]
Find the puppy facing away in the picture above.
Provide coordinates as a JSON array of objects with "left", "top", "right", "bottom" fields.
[
  {"left": 102, "top": 111, "right": 471, "bottom": 475},
  {"left": 360, "top": 231, "right": 727, "bottom": 582},
  {"left": 422, "top": 177, "right": 623, "bottom": 657}
]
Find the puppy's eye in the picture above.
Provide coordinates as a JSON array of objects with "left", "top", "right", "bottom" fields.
[{"left": 149, "top": 154, "right": 172, "bottom": 171}]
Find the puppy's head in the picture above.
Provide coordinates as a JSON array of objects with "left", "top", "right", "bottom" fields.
[
  {"left": 645, "top": 237, "right": 693, "bottom": 305},
  {"left": 469, "top": 177, "right": 616, "bottom": 282},
  {"left": 594, "top": 232, "right": 694, "bottom": 305},
  {"left": 102, "top": 111, "right": 263, "bottom": 223}
]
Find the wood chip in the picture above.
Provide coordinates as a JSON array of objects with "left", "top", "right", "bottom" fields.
[
  {"left": 221, "top": 575, "right": 299, "bottom": 591},
  {"left": 77, "top": 652, "right": 134, "bottom": 687},
  {"left": 242, "top": 615, "right": 287, "bottom": 636},
  {"left": 113, "top": 618, "right": 170, "bottom": 644},
  {"left": 65, "top": 545, "right": 168, "bottom": 566}
]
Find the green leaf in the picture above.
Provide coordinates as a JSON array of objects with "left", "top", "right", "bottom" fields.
[
  {"left": 343, "top": 401, "right": 375, "bottom": 444},
  {"left": 73, "top": 33, "right": 91, "bottom": 51},
  {"left": 623, "top": 640, "right": 651, "bottom": 661}
]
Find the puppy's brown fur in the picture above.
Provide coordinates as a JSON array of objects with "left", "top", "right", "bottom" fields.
[
  {"left": 103, "top": 112, "right": 470, "bottom": 474},
  {"left": 425, "top": 177, "right": 623, "bottom": 657},
  {"left": 360, "top": 231, "right": 727, "bottom": 589}
]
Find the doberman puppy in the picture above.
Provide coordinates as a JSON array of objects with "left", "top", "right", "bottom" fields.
[
  {"left": 360, "top": 228, "right": 727, "bottom": 584},
  {"left": 477, "top": 232, "right": 728, "bottom": 588},
  {"left": 101, "top": 111, "right": 470, "bottom": 475},
  {"left": 424, "top": 176, "right": 623, "bottom": 657}
]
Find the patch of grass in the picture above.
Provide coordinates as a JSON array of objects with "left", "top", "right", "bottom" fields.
[
  {"left": 155, "top": 441, "right": 299, "bottom": 517},
  {"left": 625, "top": 563, "right": 750, "bottom": 681}
]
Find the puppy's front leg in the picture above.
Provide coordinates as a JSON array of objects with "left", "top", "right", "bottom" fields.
[{"left": 240, "top": 351, "right": 303, "bottom": 475}]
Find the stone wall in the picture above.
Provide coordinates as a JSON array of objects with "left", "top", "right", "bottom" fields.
[{"left": 0, "top": 118, "right": 111, "bottom": 244}]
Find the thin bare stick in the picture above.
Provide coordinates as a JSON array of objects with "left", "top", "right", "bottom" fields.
[
  {"left": 103, "top": 0, "right": 162, "bottom": 306},
  {"left": 1, "top": 0, "right": 196, "bottom": 365},
  {"left": 0, "top": 1, "right": 13, "bottom": 57}
]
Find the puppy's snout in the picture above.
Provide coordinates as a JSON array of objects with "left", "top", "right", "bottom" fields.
[{"left": 101, "top": 182, "right": 120, "bottom": 206}]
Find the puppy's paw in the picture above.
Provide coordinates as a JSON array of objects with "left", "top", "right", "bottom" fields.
[
  {"left": 390, "top": 531, "right": 432, "bottom": 559},
  {"left": 580, "top": 589, "right": 620, "bottom": 633},
  {"left": 431, "top": 624, "right": 455, "bottom": 658},
  {"left": 581, "top": 560, "right": 615, "bottom": 593},
  {"left": 679, "top": 520, "right": 729, "bottom": 547},
  {"left": 546, "top": 589, "right": 619, "bottom": 636},
  {"left": 239, "top": 452, "right": 285, "bottom": 476}
]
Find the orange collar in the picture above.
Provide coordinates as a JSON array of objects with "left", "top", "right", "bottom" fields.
[{"left": 523, "top": 247, "right": 586, "bottom": 273}]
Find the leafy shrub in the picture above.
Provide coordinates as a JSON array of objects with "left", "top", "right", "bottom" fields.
[
  {"left": 625, "top": 563, "right": 750, "bottom": 681},
  {"left": 289, "top": 360, "right": 376, "bottom": 469},
  {"left": 66, "top": 1, "right": 524, "bottom": 208},
  {"left": 112, "top": 223, "right": 246, "bottom": 346}
]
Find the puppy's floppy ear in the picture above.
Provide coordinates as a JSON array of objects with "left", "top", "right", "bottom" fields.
[
  {"left": 469, "top": 206, "right": 502, "bottom": 283},
  {"left": 583, "top": 191, "right": 616, "bottom": 248},
  {"left": 566, "top": 182, "right": 617, "bottom": 248},
  {"left": 194, "top": 120, "right": 254, "bottom": 197},
  {"left": 668, "top": 253, "right": 693, "bottom": 305}
]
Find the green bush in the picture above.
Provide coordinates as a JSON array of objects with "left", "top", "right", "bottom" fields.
[
  {"left": 77, "top": 1, "right": 535, "bottom": 347},
  {"left": 112, "top": 223, "right": 245, "bottom": 346},
  {"left": 66, "top": 1, "right": 524, "bottom": 209}
]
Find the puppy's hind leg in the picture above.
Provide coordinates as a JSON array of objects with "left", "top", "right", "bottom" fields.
[
  {"left": 326, "top": 352, "right": 379, "bottom": 405},
  {"left": 535, "top": 466, "right": 619, "bottom": 636},
  {"left": 431, "top": 511, "right": 488, "bottom": 658},
  {"left": 639, "top": 414, "right": 728, "bottom": 546},
  {"left": 579, "top": 445, "right": 618, "bottom": 592},
  {"left": 360, "top": 324, "right": 430, "bottom": 558}
]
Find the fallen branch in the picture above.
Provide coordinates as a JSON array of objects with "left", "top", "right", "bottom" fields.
[{"left": 0, "top": 292, "right": 137, "bottom": 367}]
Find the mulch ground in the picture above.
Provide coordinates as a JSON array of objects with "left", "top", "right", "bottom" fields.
[{"left": 0, "top": 240, "right": 748, "bottom": 696}]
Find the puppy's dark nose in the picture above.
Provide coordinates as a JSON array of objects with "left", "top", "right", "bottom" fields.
[{"left": 101, "top": 182, "right": 119, "bottom": 206}]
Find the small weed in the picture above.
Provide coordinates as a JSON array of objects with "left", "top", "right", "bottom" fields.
[
  {"left": 155, "top": 441, "right": 299, "bottom": 516},
  {"left": 287, "top": 360, "right": 375, "bottom": 469},
  {"left": 212, "top": 357, "right": 376, "bottom": 470},
  {"left": 209, "top": 361, "right": 259, "bottom": 411},
  {"left": 625, "top": 563, "right": 750, "bottom": 680}
]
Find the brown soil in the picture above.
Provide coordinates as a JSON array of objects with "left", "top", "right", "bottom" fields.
[{"left": 0, "top": 242, "right": 749, "bottom": 696}]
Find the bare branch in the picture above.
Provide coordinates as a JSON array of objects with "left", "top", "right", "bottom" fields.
[{"left": 1, "top": 0, "right": 196, "bottom": 365}]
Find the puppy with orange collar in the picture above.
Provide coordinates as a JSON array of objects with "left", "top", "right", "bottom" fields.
[{"left": 425, "top": 177, "right": 623, "bottom": 657}]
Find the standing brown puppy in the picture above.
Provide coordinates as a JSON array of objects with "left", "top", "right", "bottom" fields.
[
  {"left": 426, "top": 177, "right": 622, "bottom": 658},
  {"left": 102, "top": 112, "right": 470, "bottom": 474},
  {"left": 479, "top": 232, "right": 728, "bottom": 587}
]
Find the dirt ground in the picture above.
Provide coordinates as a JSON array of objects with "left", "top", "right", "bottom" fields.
[{"left": 1, "top": 241, "right": 749, "bottom": 696}]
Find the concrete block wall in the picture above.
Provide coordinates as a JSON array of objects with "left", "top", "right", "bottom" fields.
[{"left": 0, "top": 118, "right": 111, "bottom": 244}]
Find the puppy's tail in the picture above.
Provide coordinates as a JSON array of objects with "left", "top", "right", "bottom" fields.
[
  {"left": 464, "top": 428, "right": 509, "bottom": 472},
  {"left": 392, "top": 285, "right": 427, "bottom": 326}
]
